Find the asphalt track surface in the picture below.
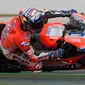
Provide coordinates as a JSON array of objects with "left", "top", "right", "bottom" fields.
[
  {"left": 0, "top": 17, "right": 85, "bottom": 85},
  {"left": 0, "top": 69, "right": 85, "bottom": 85}
]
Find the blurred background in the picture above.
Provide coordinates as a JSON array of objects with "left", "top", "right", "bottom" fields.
[
  {"left": 1, "top": 0, "right": 84, "bottom": 22},
  {"left": 0, "top": 0, "right": 85, "bottom": 14},
  {"left": 0, "top": 0, "right": 84, "bottom": 22}
]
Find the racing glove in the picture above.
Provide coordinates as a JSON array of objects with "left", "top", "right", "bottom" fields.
[
  {"left": 49, "top": 51, "right": 56, "bottom": 59},
  {"left": 49, "top": 48, "right": 65, "bottom": 59},
  {"left": 36, "top": 51, "right": 58, "bottom": 61},
  {"left": 56, "top": 48, "right": 65, "bottom": 58}
]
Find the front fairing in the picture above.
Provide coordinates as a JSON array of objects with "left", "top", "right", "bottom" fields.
[
  {"left": 40, "top": 22, "right": 65, "bottom": 49},
  {"left": 64, "top": 32, "right": 85, "bottom": 51}
]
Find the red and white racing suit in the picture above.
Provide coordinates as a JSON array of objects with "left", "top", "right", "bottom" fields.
[{"left": 0, "top": 17, "right": 50, "bottom": 70}]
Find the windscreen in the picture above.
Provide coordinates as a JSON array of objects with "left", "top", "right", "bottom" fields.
[{"left": 46, "top": 25, "right": 65, "bottom": 36}]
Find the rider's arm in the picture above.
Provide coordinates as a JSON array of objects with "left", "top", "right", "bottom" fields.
[
  {"left": 42, "top": 9, "right": 71, "bottom": 19},
  {"left": 16, "top": 37, "right": 51, "bottom": 62}
]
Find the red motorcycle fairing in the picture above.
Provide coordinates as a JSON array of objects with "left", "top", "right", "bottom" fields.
[
  {"left": 39, "top": 21, "right": 85, "bottom": 70},
  {"left": 63, "top": 13, "right": 85, "bottom": 51},
  {"left": 40, "top": 22, "right": 65, "bottom": 50},
  {"left": 64, "top": 32, "right": 85, "bottom": 51}
]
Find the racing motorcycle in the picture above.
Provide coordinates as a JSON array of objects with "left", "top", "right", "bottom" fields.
[
  {"left": 0, "top": 13, "right": 85, "bottom": 72},
  {"left": 31, "top": 22, "right": 85, "bottom": 71}
]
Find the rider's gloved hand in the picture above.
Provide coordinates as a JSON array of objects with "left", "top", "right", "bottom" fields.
[
  {"left": 49, "top": 51, "right": 55, "bottom": 58},
  {"left": 60, "top": 10, "right": 67, "bottom": 13},
  {"left": 49, "top": 51, "right": 56, "bottom": 59},
  {"left": 69, "top": 9, "right": 77, "bottom": 14},
  {"left": 49, "top": 48, "right": 65, "bottom": 59},
  {"left": 57, "top": 48, "right": 65, "bottom": 58}
]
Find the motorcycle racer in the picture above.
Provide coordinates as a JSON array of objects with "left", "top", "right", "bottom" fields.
[{"left": 0, "top": 7, "right": 71, "bottom": 71}]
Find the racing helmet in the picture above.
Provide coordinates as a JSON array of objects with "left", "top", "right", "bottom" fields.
[{"left": 19, "top": 8, "right": 44, "bottom": 31}]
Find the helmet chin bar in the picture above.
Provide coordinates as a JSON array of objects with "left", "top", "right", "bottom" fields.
[{"left": 21, "top": 23, "right": 31, "bottom": 32}]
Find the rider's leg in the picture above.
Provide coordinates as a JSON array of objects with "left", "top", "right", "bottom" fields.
[
  {"left": 0, "top": 45, "right": 15, "bottom": 60},
  {"left": 0, "top": 45, "right": 43, "bottom": 71}
]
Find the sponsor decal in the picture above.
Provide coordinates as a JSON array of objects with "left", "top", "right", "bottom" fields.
[
  {"left": 12, "top": 54, "right": 30, "bottom": 66},
  {"left": 65, "top": 37, "right": 81, "bottom": 43},
  {"left": 21, "top": 42, "right": 30, "bottom": 46},
  {"left": 35, "top": 62, "right": 43, "bottom": 69},
  {"left": 29, "top": 9, "right": 41, "bottom": 22}
]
